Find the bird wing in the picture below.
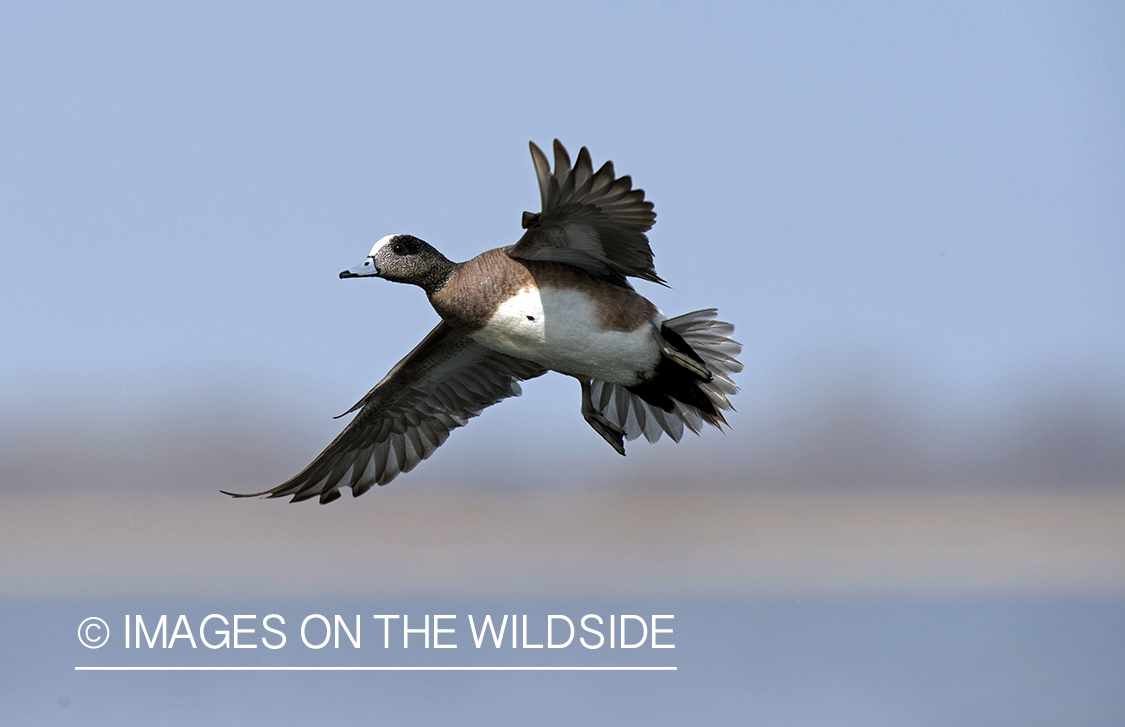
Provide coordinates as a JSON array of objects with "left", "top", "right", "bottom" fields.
[
  {"left": 507, "top": 140, "right": 662, "bottom": 286},
  {"left": 228, "top": 321, "right": 546, "bottom": 503}
]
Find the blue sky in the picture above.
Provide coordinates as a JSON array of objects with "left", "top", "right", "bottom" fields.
[{"left": 2, "top": 2, "right": 1123, "bottom": 483}]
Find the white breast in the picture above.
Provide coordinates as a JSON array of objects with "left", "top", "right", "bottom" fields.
[{"left": 471, "top": 286, "right": 661, "bottom": 385}]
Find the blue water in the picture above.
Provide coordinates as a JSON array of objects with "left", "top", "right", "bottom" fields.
[{"left": 4, "top": 596, "right": 1123, "bottom": 725}]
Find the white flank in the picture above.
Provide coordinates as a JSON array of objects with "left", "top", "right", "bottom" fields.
[{"left": 471, "top": 287, "right": 661, "bottom": 385}]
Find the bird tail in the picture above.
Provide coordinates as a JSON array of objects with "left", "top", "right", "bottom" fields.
[{"left": 587, "top": 309, "right": 742, "bottom": 443}]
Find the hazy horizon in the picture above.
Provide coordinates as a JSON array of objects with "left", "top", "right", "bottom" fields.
[{"left": 5, "top": 358, "right": 1123, "bottom": 498}]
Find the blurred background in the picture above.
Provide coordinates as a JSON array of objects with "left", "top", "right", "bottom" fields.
[{"left": 2, "top": 1, "right": 1123, "bottom": 725}]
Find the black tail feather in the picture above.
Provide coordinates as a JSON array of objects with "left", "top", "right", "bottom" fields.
[{"left": 626, "top": 323, "right": 724, "bottom": 424}]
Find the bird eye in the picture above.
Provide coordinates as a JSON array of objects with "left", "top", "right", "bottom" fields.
[{"left": 393, "top": 243, "right": 405, "bottom": 255}]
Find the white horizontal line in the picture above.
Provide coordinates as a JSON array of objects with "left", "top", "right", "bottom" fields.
[{"left": 79, "top": 670, "right": 679, "bottom": 675}]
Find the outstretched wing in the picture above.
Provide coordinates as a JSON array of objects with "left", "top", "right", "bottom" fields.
[
  {"left": 507, "top": 140, "right": 662, "bottom": 287},
  {"left": 228, "top": 322, "right": 546, "bottom": 504}
]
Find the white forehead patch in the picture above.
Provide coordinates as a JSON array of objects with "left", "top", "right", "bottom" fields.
[{"left": 368, "top": 234, "right": 403, "bottom": 257}]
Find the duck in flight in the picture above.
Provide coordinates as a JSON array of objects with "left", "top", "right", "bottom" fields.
[{"left": 228, "top": 141, "right": 742, "bottom": 504}]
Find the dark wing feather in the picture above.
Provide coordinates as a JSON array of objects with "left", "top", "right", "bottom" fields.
[
  {"left": 227, "top": 322, "right": 546, "bottom": 504},
  {"left": 508, "top": 140, "right": 663, "bottom": 286}
]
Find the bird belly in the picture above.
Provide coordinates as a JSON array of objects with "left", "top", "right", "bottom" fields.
[{"left": 471, "top": 286, "right": 661, "bottom": 385}]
